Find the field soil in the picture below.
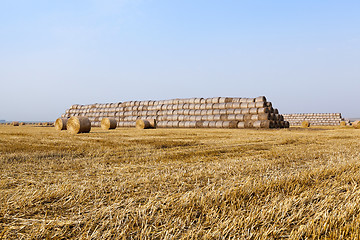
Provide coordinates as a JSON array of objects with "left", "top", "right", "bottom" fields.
[{"left": 1, "top": 125, "right": 360, "bottom": 239}]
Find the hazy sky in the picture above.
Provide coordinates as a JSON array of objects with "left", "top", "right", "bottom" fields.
[{"left": 1, "top": 0, "right": 359, "bottom": 121}]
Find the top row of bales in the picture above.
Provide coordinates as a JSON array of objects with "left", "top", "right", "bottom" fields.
[{"left": 69, "top": 97, "right": 267, "bottom": 110}]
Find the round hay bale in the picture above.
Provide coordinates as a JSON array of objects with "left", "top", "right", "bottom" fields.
[
  {"left": 195, "top": 116, "right": 202, "bottom": 121},
  {"left": 136, "top": 119, "right": 156, "bottom": 129},
  {"left": 255, "top": 96, "right": 267, "bottom": 102},
  {"left": 253, "top": 120, "right": 270, "bottom": 128},
  {"left": 226, "top": 109, "right": 235, "bottom": 114},
  {"left": 195, "top": 110, "right": 202, "bottom": 115},
  {"left": 234, "top": 109, "right": 242, "bottom": 114},
  {"left": 220, "top": 114, "right": 228, "bottom": 120},
  {"left": 240, "top": 103, "right": 248, "bottom": 109},
  {"left": 249, "top": 108, "right": 258, "bottom": 114},
  {"left": 258, "top": 113, "right": 271, "bottom": 120},
  {"left": 12, "top": 121, "right": 19, "bottom": 126},
  {"left": 213, "top": 103, "right": 220, "bottom": 109},
  {"left": 257, "top": 108, "right": 270, "bottom": 114},
  {"left": 244, "top": 121, "right": 254, "bottom": 128},
  {"left": 67, "top": 117, "right": 91, "bottom": 134},
  {"left": 55, "top": 118, "right": 68, "bottom": 131},
  {"left": 213, "top": 115, "right": 221, "bottom": 121},
  {"left": 301, "top": 121, "right": 310, "bottom": 128},
  {"left": 229, "top": 121, "right": 239, "bottom": 128},
  {"left": 253, "top": 121, "right": 262, "bottom": 128},
  {"left": 195, "top": 121, "right": 204, "bottom": 128},
  {"left": 218, "top": 103, "right": 226, "bottom": 109},
  {"left": 202, "top": 121, "right": 210, "bottom": 128},
  {"left": 215, "top": 121, "right": 223, "bottom": 128},
  {"left": 227, "top": 114, "right": 236, "bottom": 121},
  {"left": 200, "top": 110, "right": 207, "bottom": 115},
  {"left": 225, "top": 103, "right": 233, "bottom": 109},
  {"left": 201, "top": 115, "right": 209, "bottom": 121},
  {"left": 237, "top": 122, "right": 245, "bottom": 128},
  {"left": 211, "top": 97, "right": 221, "bottom": 104},
  {"left": 247, "top": 102, "right": 256, "bottom": 108},
  {"left": 232, "top": 103, "right": 241, "bottom": 109},
  {"left": 101, "top": 118, "right": 117, "bottom": 130},
  {"left": 219, "top": 109, "right": 227, "bottom": 115},
  {"left": 189, "top": 121, "right": 196, "bottom": 128},
  {"left": 207, "top": 121, "right": 215, "bottom": 128},
  {"left": 255, "top": 102, "right": 266, "bottom": 108},
  {"left": 235, "top": 114, "right": 245, "bottom": 121},
  {"left": 244, "top": 114, "right": 252, "bottom": 121},
  {"left": 205, "top": 103, "right": 214, "bottom": 110},
  {"left": 189, "top": 116, "right": 196, "bottom": 121},
  {"left": 20, "top": 122, "right": 25, "bottom": 126},
  {"left": 222, "top": 121, "right": 231, "bottom": 128},
  {"left": 353, "top": 121, "right": 360, "bottom": 129}
]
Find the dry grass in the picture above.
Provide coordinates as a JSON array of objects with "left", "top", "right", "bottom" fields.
[{"left": 1, "top": 125, "right": 360, "bottom": 239}]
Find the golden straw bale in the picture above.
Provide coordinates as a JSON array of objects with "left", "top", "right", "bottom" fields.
[
  {"left": 244, "top": 121, "right": 253, "bottom": 128},
  {"left": 302, "top": 121, "right": 310, "bottom": 128},
  {"left": 20, "top": 122, "right": 25, "bottom": 126},
  {"left": 101, "top": 117, "right": 117, "bottom": 130},
  {"left": 55, "top": 118, "right": 68, "bottom": 131},
  {"left": 67, "top": 117, "right": 91, "bottom": 134},
  {"left": 229, "top": 121, "right": 239, "bottom": 128},
  {"left": 340, "top": 121, "right": 346, "bottom": 127},
  {"left": 255, "top": 96, "right": 267, "bottom": 102},
  {"left": 136, "top": 119, "right": 156, "bottom": 129},
  {"left": 353, "top": 121, "right": 360, "bottom": 129},
  {"left": 195, "top": 121, "right": 204, "bottom": 128}
]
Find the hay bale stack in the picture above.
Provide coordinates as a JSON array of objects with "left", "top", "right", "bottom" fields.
[
  {"left": 101, "top": 117, "right": 117, "bottom": 130},
  {"left": 283, "top": 113, "right": 343, "bottom": 126},
  {"left": 67, "top": 117, "right": 91, "bottom": 134},
  {"left": 61, "top": 96, "right": 287, "bottom": 129},
  {"left": 55, "top": 118, "right": 68, "bottom": 131}
]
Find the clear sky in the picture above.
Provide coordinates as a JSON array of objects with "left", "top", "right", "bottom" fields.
[{"left": 1, "top": 0, "right": 359, "bottom": 121}]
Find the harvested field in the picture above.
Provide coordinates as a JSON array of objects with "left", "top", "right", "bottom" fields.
[{"left": 1, "top": 125, "right": 360, "bottom": 239}]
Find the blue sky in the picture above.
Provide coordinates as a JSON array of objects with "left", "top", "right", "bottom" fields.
[{"left": 1, "top": 0, "right": 359, "bottom": 121}]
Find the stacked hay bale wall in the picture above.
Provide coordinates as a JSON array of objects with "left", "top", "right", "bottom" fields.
[
  {"left": 60, "top": 97, "right": 289, "bottom": 129},
  {"left": 283, "top": 113, "right": 344, "bottom": 126}
]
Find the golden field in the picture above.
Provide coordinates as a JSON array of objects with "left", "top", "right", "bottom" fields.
[{"left": 0, "top": 125, "right": 360, "bottom": 239}]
